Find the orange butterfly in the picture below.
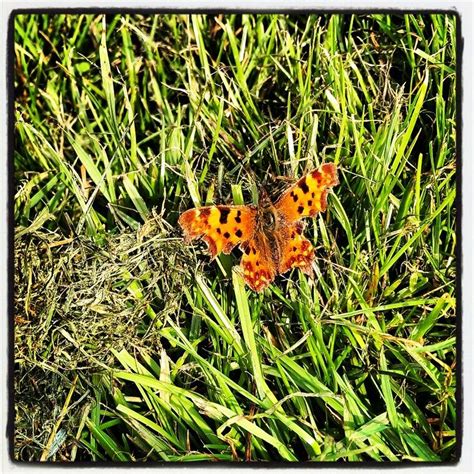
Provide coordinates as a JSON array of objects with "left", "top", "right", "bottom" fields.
[{"left": 178, "top": 163, "right": 339, "bottom": 292}]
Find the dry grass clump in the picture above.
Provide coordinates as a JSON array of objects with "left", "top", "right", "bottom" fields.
[{"left": 14, "top": 211, "right": 192, "bottom": 460}]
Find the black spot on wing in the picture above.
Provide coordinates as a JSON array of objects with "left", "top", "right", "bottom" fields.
[
  {"left": 219, "top": 207, "right": 231, "bottom": 224},
  {"left": 290, "top": 191, "right": 298, "bottom": 203},
  {"left": 223, "top": 231, "right": 230, "bottom": 239},
  {"left": 217, "top": 228, "right": 221, "bottom": 234},
  {"left": 299, "top": 176, "right": 309, "bottom": 194},
  {"left": 308, "top": 200, "right": 313, "bottom": 206},
  {"left": 235, "top": 210, "right": 242, "bottom": 223},
  {"left": 297, "top": 205, "right": 304, "bottom": 214},
  {"left": 235, "top": 229, "right": 243, "bottom": 238}
]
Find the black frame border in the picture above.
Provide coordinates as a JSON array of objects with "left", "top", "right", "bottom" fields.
[{"left": 6, "top": 7, "right": 464, "bottom": 467}]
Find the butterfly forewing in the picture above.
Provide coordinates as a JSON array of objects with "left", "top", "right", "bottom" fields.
[
  {"left": 275, "top": 163, "right": 338, "bottom": 223},
  {"left": 178, "top": 205, "right": 257, "bottom": 258}
]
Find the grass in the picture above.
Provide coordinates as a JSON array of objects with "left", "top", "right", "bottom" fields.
[{"left": 13, "top": 13, "right": 457, "bottom": 462}]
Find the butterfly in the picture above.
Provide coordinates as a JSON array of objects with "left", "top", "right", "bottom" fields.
[{"left": 178, "top": 163, "right": 339, "bottom": 292}]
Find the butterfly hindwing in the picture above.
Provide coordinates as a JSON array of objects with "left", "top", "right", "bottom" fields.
[
  {"left": 178, "top": 205, "right": 257, "bottom": 258},
  {"left": 240, "top": 235, "right": 276, "bottom": 292},
  {"left": 275, "top": 163, "right": 338, "bottom": 223},
  {"left": 278, "top": 223, "right": 315, "bottom": 275}
]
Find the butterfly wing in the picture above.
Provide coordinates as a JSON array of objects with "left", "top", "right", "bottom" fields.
[
  {"left": 275, "top": 163, "right": 338, "bottom": 223},
  {"left": 278, "top": 222, "right": 315, "bottom": 275},
  {"left": 178, "top": 205, "right": 257, "bottom": 258},
  {"left": 240, "top": 234, "right": 277, "bottom": 292},
  {"left": 179, "top": 164, "right": 338, "bottom": 291}
]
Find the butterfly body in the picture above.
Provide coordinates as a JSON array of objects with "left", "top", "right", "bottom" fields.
[
  {"left": 179, "top": 163, "right": 338, "bottom": 292},
  {"left": 254, "top": 200, "right": 288, "bottom": 269}
]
